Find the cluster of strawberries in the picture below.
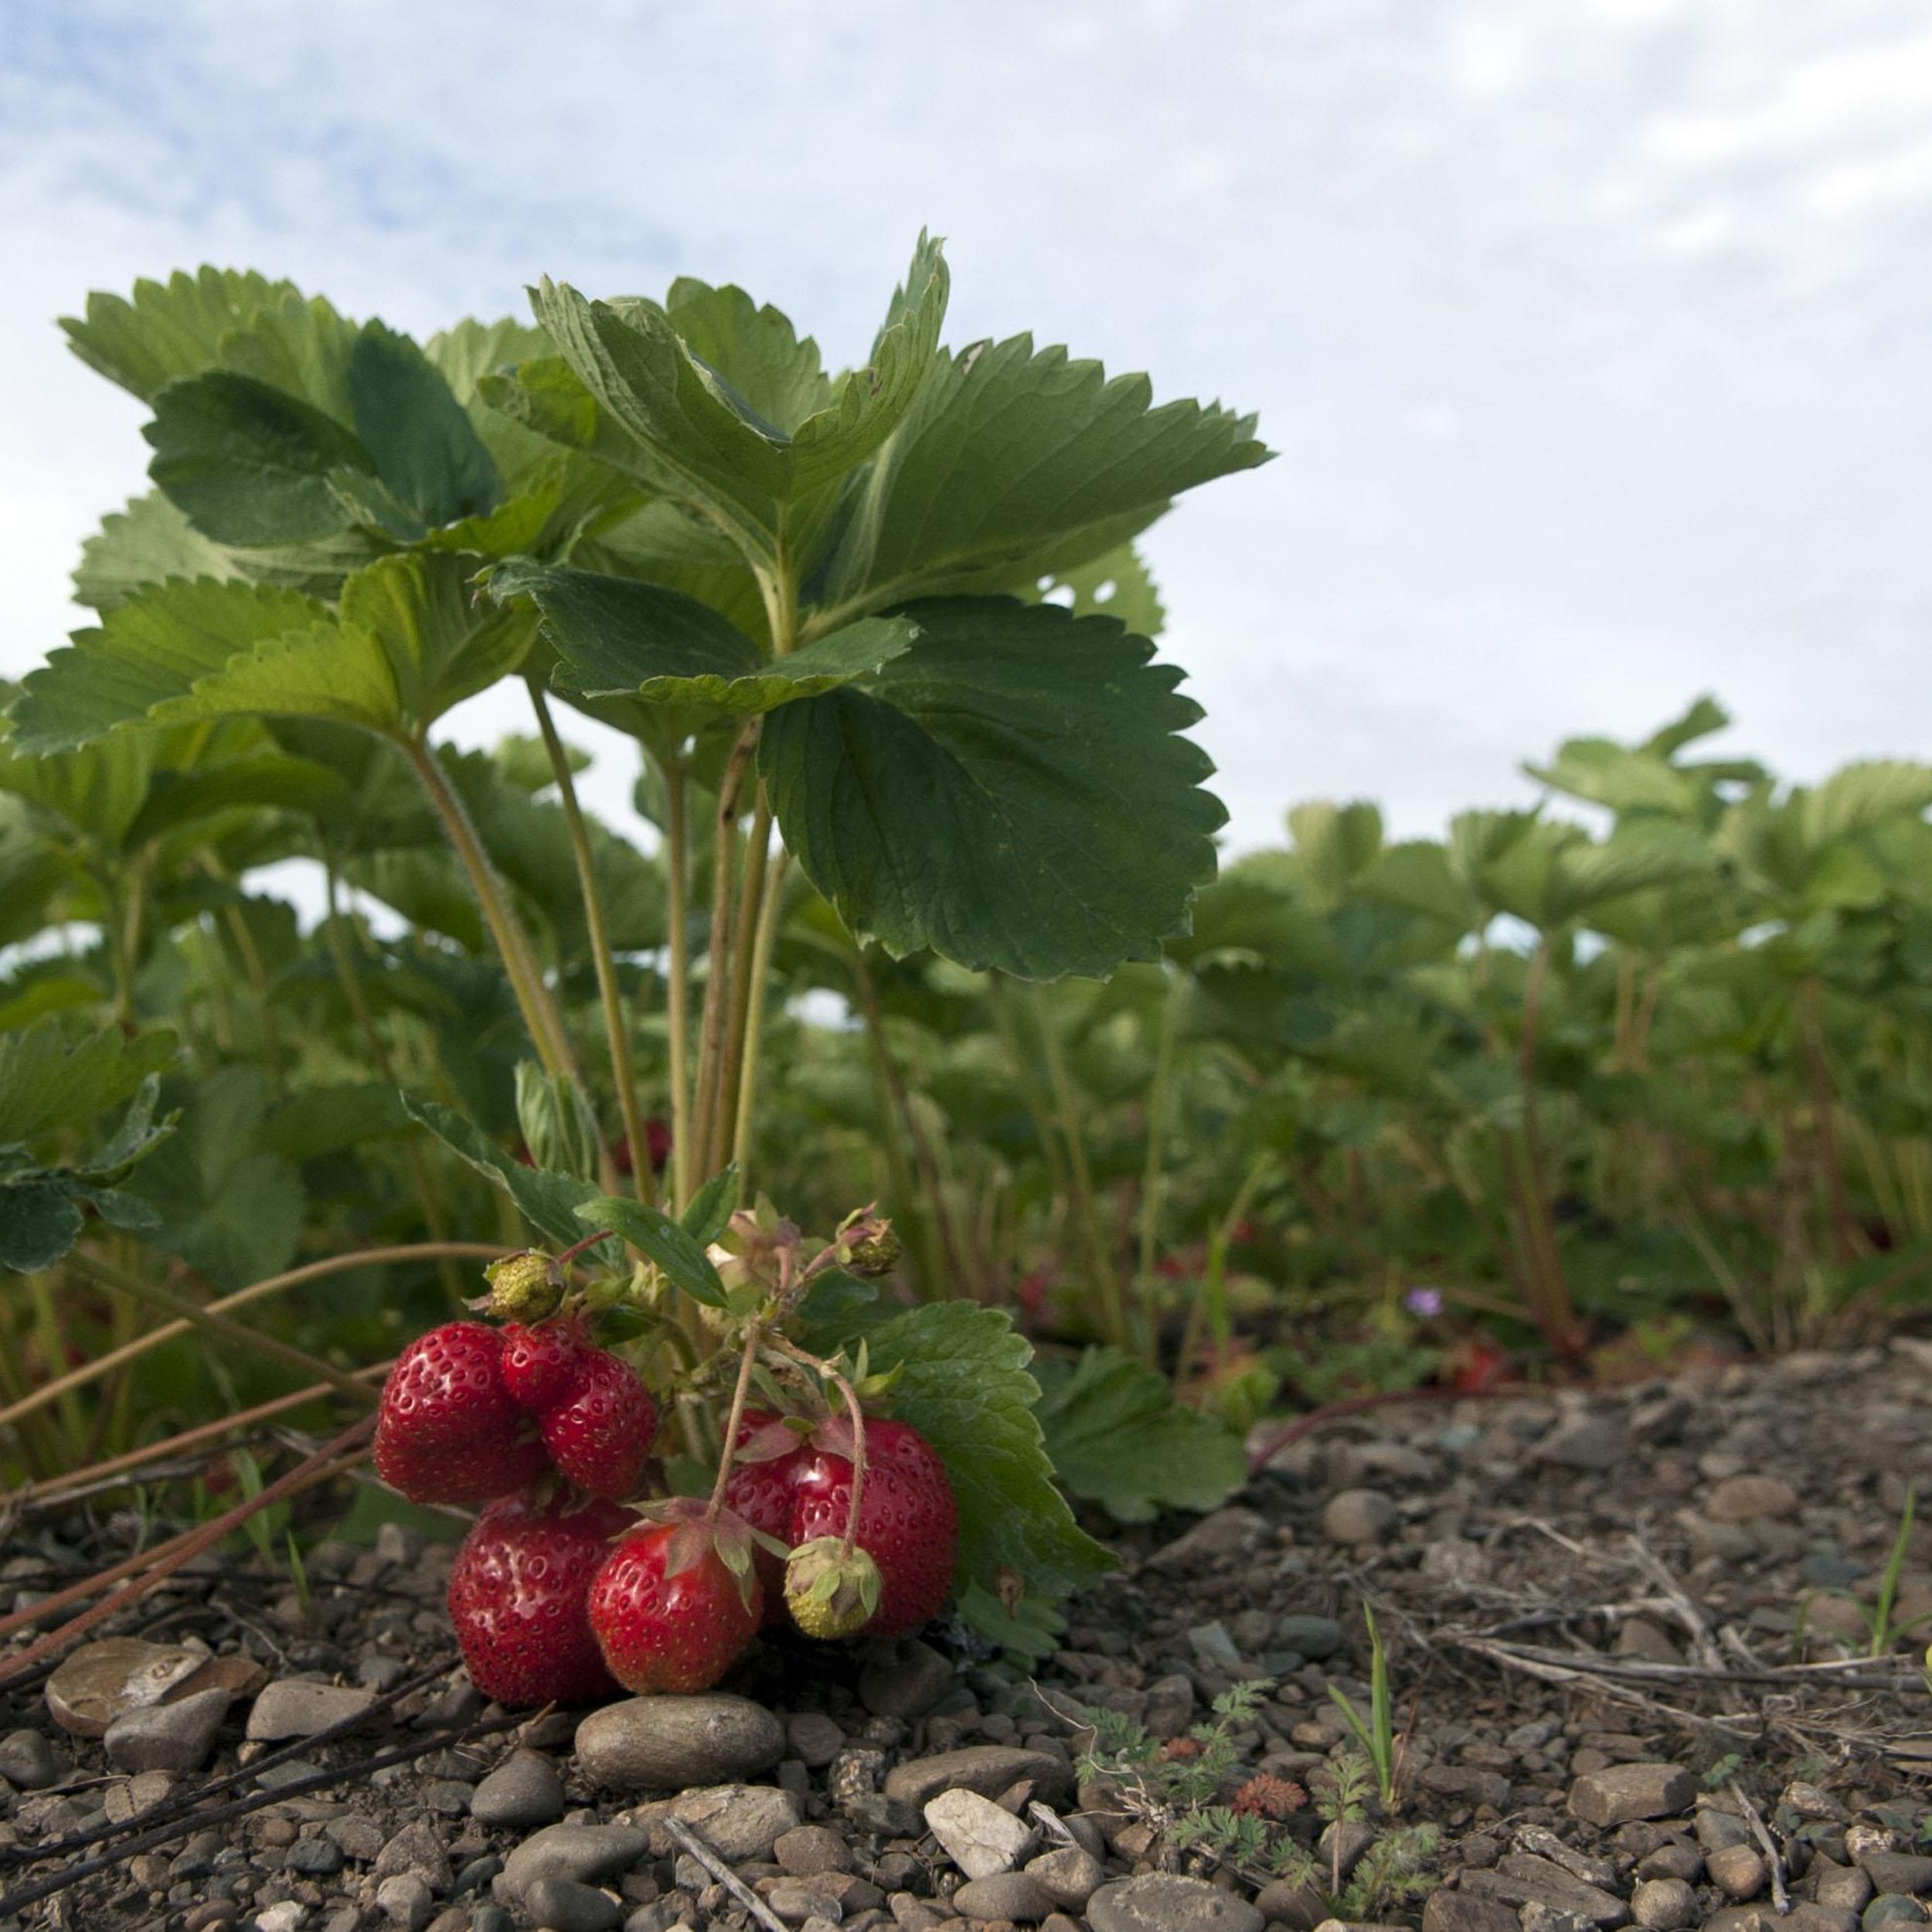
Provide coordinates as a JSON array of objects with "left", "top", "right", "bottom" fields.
[{"left": 371, "top": 1295, "right": 958, "bottom": 1709}]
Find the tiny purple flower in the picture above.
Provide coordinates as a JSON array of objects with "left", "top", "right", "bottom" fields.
[{"left": 1404, "top": 1286, "right": 1444, "bottom": 1318}]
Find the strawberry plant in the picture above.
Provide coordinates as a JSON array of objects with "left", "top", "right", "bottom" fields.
[{"left": 0, "top": 239, "right": 1269, "bottom": 1676}]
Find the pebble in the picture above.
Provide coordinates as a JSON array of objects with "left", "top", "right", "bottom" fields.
[
  {"left": 1706, "top": 1474, "right": 1801, "bottom": 1522},
  {"left": 1568, "top": 1762, "right": 1696, "bottom": 1826},
  {"left": 1087, "top": 1872, "right": 1266, "bottom": 1932},
  {"left": 328, "top": 1814, "right": 386, "bottom": 1862},
  {"left": 1274, "top": 1614, "right": 1345, "bottom": 1658},
  {"left": 1145, "top": 1506, "right": 1269, "bottom": 1567},
  {"left": 1321, "top": 1489, "right": 1396, "bottom": 1544},
  {"left": 471, "top": 1750, "right": 566, "bottom": 1828},
  {"left": 926, "top": 1787, "right": 1037, "bottom": 1878},
  {"left": 882, "top": 1746, "right": 1074, "bottom": 1808},
  {"left": 1635, "top": 1842, "right": 1703, "bottom": 1884},
  {"left": 1421, "top": 1896, "right": 1520, "bottom": 1932},
  {"left": 498, "top": 1824, "right": 652, "bottom": 1902},
  {"left": 1141, "top": 1673, "right": 1195, "bottom": 1740},
  {"left": 44, "top": 1637, "right": 205, "bottom": 1736},
  {"left": 1026, "top": 1844, "right": 1105, "bottom": 1909},
  {"left": 953, "top": 1871, "right": 1055, "bottom": 1921},
  {"left": 0, "top": 1727, "right": 59, "bottom": 1789},
  {"left": 573, "top": 1695, "right": 784, "bottom": 1790},
  {"left": 636, "top": 1782, "right": 801, "bottom": 1861},
  {"left": 1820, "top": 1865, "right": 1878, "bottom": 1912},
  {"left": 104, "top": 1686, "right": 233, "bottom": 1774},
  {"left": 374, "top": 1872, "right": 435, "bottom": 1930},
  {"left": 1709, "top": 1845, "right": 1769, "bottom": 1900},
  {"left": 1537, "top": 1413, "right": 1628, "bottom": 1471},
  {"left": 256, "top": 1906, "right": 307, "bottom": 1932},
  {"left": 775, "top": 1825, "right": 857, "bottom": 1876},
  {"left": 247, "top": 1681, "right": 380, "bottom": 1741},
  {"left": 287, "top": 1835, "right": 345, "bottom": 1876},
  {"left": 1863, "top": 1855, "right": 1932, "bottom": 1897},
  {"left": 785, "top": 1711, "right": 845, "bottom": 1767},
  {"left": 372, "top": 1816, "right": 454, "bottom": 1892},
  {"left": 1866, "top": 1901, "right": 1930, "bottom": 1932},
  {"left": 859, "top": 1638, "right": 955, "bottom": 1719},
  {"left": 523, "top": 1876, "right": 622, "bottom": 1932}
]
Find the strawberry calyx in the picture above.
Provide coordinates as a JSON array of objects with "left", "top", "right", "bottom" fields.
[
  {"left": 629, "top": 1496, "right": 782, "bottom": 1615},
  {"left": 783, "top": 1536, "right": 882, "bottom": 1640}
]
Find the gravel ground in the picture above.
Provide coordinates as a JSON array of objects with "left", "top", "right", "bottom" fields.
[{"left": 4, "top": 1339, "right": 1932, "bottom": 1932}]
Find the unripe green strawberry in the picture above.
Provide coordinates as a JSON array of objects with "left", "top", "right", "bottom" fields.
[
  {"left": 782, "top": 1536, "right": 881, "bottom": 1640},
  {"left": 481, "top": 1251, "right": 563, "bottom": 1323}
]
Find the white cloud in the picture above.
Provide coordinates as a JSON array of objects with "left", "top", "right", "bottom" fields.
[{"left": 3, "top": 0, "right": 1931, "bottom": 869}]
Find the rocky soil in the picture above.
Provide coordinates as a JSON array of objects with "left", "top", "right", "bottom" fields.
[{"left": 4, "top": 1340, "right": 1932, "bottom": 1932}]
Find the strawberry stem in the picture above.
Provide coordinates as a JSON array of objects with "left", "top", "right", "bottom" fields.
[
  {"left": 767, "top": 1336, "right": 867, "bottom": 1560},
  {"left": 705, "top": 1318, "right": 763, "bottom": 1522},
  {"left": 552, "top": 1228, "right": 621, "bottom": 1272}
]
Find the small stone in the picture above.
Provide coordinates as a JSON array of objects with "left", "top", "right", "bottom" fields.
[
  {"left": 376, "top": 1872, "right": 436, "bottom": 1930},
  {"left": 499, "top": 1825, "right": 653, "bottom": 1902},
  {"left": 926, "top": 1787, "right": 1036, "bottom": 1879},
  {"left": 787, "top": 1710, "right": 845, "bottom": 1767},
  {"left": 1786, "top": 1782, "right": 1850, "bottom": 1823},
  {"left": 859, "top": 1638, "right": 955, "bottom": 1720},
  {"left": 1614, "top": 1620, "right": 1682, "bottom": 1666},
  {"left": 1568, "top": 1763, "right": 1696, "bottom": 1827},
  {"left": 573, "top": 1695, "right": 784, "bottom": 1790},
  {"left": 1141, "top": 1674, "right": 1195, "bottom": 1740},
  {"left": 1318, "top": 1819, "right": 1378, "bottom": 1883},
  {"left": 1863, "top": 1855, "right": 1932, "bottom": 1898},
  {"left": 1087, "top": 1873, "right": 1265, "bottom": 1932},
  {"left": 775, "top": 1825, "right": 856, "bottom": 1877},
  {"left": 1145, "top": 1507, "right": 1269, "bottom": 1568},
  {"left": 1706, "top": 1475, "right": 1801, "bottom": 1522},
  {"left": 104, "top": 1687, "right": 233, "bottom": 1774},
  {"left": 1321, "top": 1490, "right": 1396, "bottom": 1544},
  {"left": 287, "top": 1835, "right": 345, "bottom": 1877},
  {"left": 1698, "top": 1809, "right": 1755, "bottom": 1854},
  {"left": 523, "top": 1876, "right": 622, "bottom": 1932},
  {"left": 328, "top": 1814, "right": 386, "bottom": 1862},
  {"left": 882, "top": 1747, "right": 1073, "bottom": 1809},
  {"left": 1787, "top": 1912, "right": 1859, "bottom": 1932},
  {"left": 247, "top": 1682, "right": 380, "bottom": 1741},
  {"left": 1422, "top": 1896, "right": 1519, "bottom": 1932},
  {"left": 1709, "top": 1845, "right": 1768, "bottom": 1901},
  {"left": 471, "top": 1751, "right": 565, "bottom": 1828},
  {"left": 954, "top": 1871, "right": 1054, "bottom": 1921},
  {"left": 1274, "top": 1614, "right": 1345, "bottom": 1659},
  {"left": 1025, "top": 1845, "right": 1104, "bottom": 1910},
  {"left": 1866, "top": 1901, "right": 1929, "bottom": 1932},
  {"left": 1818, "top": 1863, "right": 1876, "bottom": 1912},
  {"left": 44, "top": 1637, "right": 204, "bottom": 1736},
  {"left": 636, "top": 1783, "right": 801, "bottom": 1862},
  {"left": 257, "top": 1905, "right": 307, "bottom": 1932},
  {"left": 372, "top": 1816, "right": 454, "bottom": 1892},
  {"left": 255, "top": 1756, "right": 325, "bottom": 1791},
  {"left": 1635, "top": 1843, "right": 1702, "bottom": 1883},
  {"left": 0, "top": 1728, "right": 59, "bottom": 1788},
  {"left": 1539, "top": 1413, "right": 1628, "bottom": 1471}
]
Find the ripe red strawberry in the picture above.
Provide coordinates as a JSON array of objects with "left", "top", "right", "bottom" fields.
[
  {"left": 789, "top": 1418, "right": 957, "bottom": 1637},
  {"left": 540, "top": 1348, "right": 658, "bottom": 1498},
  {"left": 447, "top": 1492, "right": 632, "bottom": 1706},
  {"left": 722, "top": 1410, "right": 808, "bottom": 1622},
  {"left": 500, "top": 1317, "right": 588, "bottom": 1413},
  {"left": 587, "top": 1515, "right": 762, "bottom": 1693},
  {"left": 373, "top": 1321, "right": 547, "bottom": 1504}
]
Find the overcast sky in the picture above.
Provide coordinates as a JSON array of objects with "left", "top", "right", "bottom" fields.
[{"left": 3, "top": 0, "right": 1929, "bottom": 855}]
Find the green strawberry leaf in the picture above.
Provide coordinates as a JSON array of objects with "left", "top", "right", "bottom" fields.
[
  {"left": 0, "top": 1020, "right": 180, "bottom": 1148},
  {"left": 1032, "top": 1346, "right": 1248, "bottom": 1523},
  {"left": 574, "top": 1194, "right": 728, "bottom": 1308},
  {"left": 492, "top": 559, "right": 916, "bottom": 715},
  {"left": 804, "top": 1299, "right": 1115, "bottom": 1639},
  {"left": 681, "top": 1165, "right": 741, "bottom": 1245},
  {"left": 60, "top": 267, "right": 301, "bottom": 402},
  {"left": 0, "top": 1183, "right": 85, "bottom": 1275},
  {"left": 145, "top": 371, "right": 376, "bottom": 546},
  {"left": 819, "top": 332, "right": 1269, "bottom": 614},
  {"left": 347, "top": 322, "right": 503, "bottom": 530},
  {"left": 402, "top": 1091, "right": 598, "bottom": 1250},
  {"left": 760, "top": 596, "right": 1225, "bottom": 978},
  {"left": 9, "top": 580, "right": 329, "bottom": 756},
  {"left": 73, "top": 493, "right": 243, "bottom": 611}
]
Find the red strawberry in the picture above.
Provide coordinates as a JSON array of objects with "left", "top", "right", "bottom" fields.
[
  {"left": 500, "top": 1317, "right": 589, "bottom": 1413},
  {"left": 540, "top": 1348, "right": 658, "bottom": 1498},
  {"left": 789, "top": 1418, "right": 957, "bottom": 1637},
  {"left": 447, "top": 1492, "right": 632, "bottom": 1706},
  {"left": 722, "top": 1410, "right": 808, "bottom": 1622},
  {"left": 587, "top": 1515, "right": 761, "bottom": 1693},
  {"left": 373, "top": 1321, "right": 547, "bottom": 1505}
]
